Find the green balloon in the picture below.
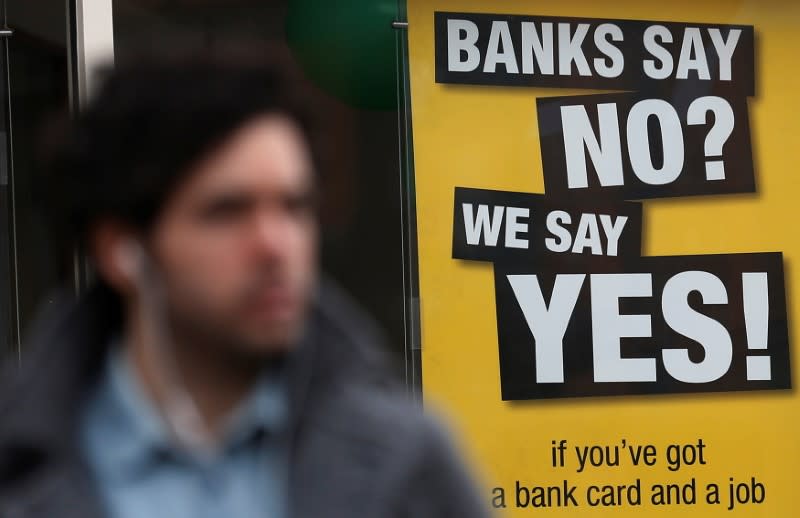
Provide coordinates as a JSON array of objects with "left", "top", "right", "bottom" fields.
[{"left": 286, "top": 0, "right": 399, "bottom": 110}]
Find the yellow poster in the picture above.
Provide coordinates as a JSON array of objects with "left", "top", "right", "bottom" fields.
[{"left": 406, "top": 0, "right": 799, "bottom": 515}]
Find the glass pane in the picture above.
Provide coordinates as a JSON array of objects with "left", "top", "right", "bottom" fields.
[
  {"left": 4, "top": 0, "right": 70, "bottom": 355},
  {"left": 0, "top": 37, "right": 11, "bottom": 358}
]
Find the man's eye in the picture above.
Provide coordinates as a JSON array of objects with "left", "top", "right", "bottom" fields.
[
  {"left": 285, "top": 191, "right": 317, "bottom": 216},
  {"left": 199, "top": 197, "right": 251, "bottom": 221}
]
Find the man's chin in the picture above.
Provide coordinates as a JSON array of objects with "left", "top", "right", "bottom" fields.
[{"left": 234, "top": 320, "right": 305, "bottom": 355}]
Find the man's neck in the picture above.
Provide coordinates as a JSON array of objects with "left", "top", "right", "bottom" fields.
[{"left": 124, "top": 317, "right": 264, "bottom": 443}]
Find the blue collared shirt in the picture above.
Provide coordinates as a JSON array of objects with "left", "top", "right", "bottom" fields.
[{"left": 80, "top": 346, "right": 288, "bottom": 518}]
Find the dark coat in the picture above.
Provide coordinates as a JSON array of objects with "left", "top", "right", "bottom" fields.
[{"left": 0, "top": 282, "right": 489, "bottom": 518}]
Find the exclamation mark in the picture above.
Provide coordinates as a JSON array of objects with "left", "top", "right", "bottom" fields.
[{"left": 742, "top": 272, "right": 771, "bottom": 381}]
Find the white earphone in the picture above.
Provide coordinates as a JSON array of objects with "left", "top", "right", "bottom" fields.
[
  {"left": 114, "top": 238, "right": 145, "bottom": 281},
  {"left": 112, "top": 236, "right": 213, "bottom": 449}
]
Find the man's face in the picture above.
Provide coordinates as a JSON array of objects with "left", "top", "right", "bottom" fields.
[{"left": 149, "top": 115, "right": 317, "bottom": 354}]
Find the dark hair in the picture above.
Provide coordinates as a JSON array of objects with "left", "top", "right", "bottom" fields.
[{"left": 41, "top": 45, "right": 317, "bottom": 270}]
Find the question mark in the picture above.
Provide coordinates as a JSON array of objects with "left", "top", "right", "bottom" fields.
[{"left": 686, "top": 96, "right": 735, "bottom": 181}]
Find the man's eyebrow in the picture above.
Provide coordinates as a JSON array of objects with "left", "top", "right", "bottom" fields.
[
  {"left": 195, "top": 183, "right": 317, "bottom": 205},
  {"left": 193, "top": 190, "right": 256, "bottom": 214},
  {"left": 198, "top": 188, "right": 254, "bottom": 203}
]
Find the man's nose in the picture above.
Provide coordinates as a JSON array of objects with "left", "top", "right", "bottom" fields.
[{"left": 250, "top": 208, "right": 292, "bottom": 258}]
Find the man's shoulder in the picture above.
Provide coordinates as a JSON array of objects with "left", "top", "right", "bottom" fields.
[
  {"left": 307, "top": 282, "right": 452, "bottom": 459},
  {"left": 309, "top": 381, "right": 445, "bottom": 456},
  {"left": 294, "top": 381, "right": 489, "bottom": 517}
]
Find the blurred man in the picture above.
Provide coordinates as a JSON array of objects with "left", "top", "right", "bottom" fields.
[{"left": 0, "top": 50, "right": 488, "bottom": 518}]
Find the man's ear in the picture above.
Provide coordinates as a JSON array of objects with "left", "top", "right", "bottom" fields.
[{"left": 89, "top": 221, "right": 143, "bottom": 297}]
